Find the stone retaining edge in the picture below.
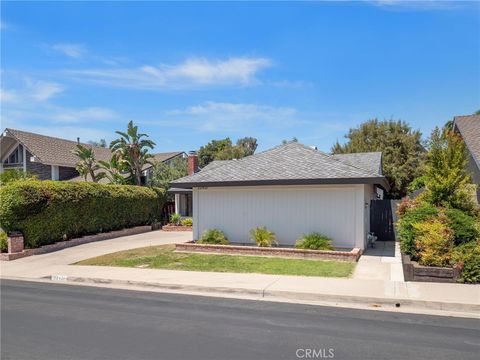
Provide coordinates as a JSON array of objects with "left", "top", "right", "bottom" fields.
[{"left": 175, "top": 243, "right": 362, "bottom": 262}]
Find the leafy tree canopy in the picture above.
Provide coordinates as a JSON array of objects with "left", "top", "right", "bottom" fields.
[
  {"left": 331, "top": 119, "right": 425, "bottom": 198},
  {"left": 198, "top": 137, "right": 258, "bottom": 167},
  {"left": 87, "top": 139, "right": 107, "bottom": 148},
  {"left": 422, "top": 127, "right": 476, "bottom": 213},
  {"left": 150, "top": 157, "right": 188, "bottom": 192}
]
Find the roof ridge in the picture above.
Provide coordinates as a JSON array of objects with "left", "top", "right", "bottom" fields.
[{"left": 5, "top": 128, "right": 109, "bottom": 151}]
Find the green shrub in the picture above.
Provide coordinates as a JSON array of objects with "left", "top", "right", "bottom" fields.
[
  {"left": 181, "top": 218, "right": 193, "bottom": 227},
  {"left": 0, "top": 231, "right": 7, "bottom": 253},
  {"left": 198, "top": 229, "right": 229, "bottom": 245},
  {"left": 0, "top": 181, "right": 166, "bottom": 249},
  {"left": 453, "top": 241, "right": 480, "bottom": 284},
  {"left": 397, "top": 202, "right": 439, "bottom": 258},
  {"left": 249, "top": 226, "right": 276, "bottom": 247},
  {"left": 413, "top": 219, "right": 454, "bottom": 267},
  {"left": 295, "top": 232, "right": 334, "bottom": 250},
  {"left": 446, "top": 208, "right": 480, "bottom": 244},
  {"left": 0, "top": 169, "right": 37, "bottom": 186},
  {"left": 169, "top": 213, "right": 181, "bottom": 225}
]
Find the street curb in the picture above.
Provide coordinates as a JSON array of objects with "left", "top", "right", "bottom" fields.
[{"left": 35, "top": 275, "right": 480, "bottom": 316}]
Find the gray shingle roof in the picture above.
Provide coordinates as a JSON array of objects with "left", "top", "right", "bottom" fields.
[
  {"left": 454, "top": 115, "right": 480, "bottom": 169},
  {"left": 4, "top": 128, "right": 113, "bottom": 167},
  {"left": 332, "top": 152, "right": 382, "bottom": 175},
  {"left": 172, "top": 142, "right": 388, "bottom": 189},
  {"left": 2, "top": 128, "right": 183, "bottom": 169}
]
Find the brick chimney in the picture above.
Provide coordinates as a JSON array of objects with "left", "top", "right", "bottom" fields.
[{"left": 187, "top": 151, "right": 199, "bottom": 176}]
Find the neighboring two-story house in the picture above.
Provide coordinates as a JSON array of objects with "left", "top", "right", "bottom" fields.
[
  {"left": 0, "top": 128, "right": 185, "bottom": 182},
  {"left": 453, "top": 114, "right": 480, "bottom": 202}
]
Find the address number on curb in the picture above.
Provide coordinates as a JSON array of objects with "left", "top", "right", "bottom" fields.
[{"left": 51, "top": 274, "right": 68, "bottom": 281}]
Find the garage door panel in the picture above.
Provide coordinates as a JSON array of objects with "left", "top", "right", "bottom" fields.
[{"left": 197, "top": 187, "right": 357, "bottom": 248}]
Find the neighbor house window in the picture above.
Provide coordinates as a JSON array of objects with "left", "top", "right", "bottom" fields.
[{"left": 4, "top": 144, "right": 24, "bottom": 164}]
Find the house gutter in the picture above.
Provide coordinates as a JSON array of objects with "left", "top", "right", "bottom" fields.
[{"left": 171, "top": 177, "right": 390, "bottom": 191}]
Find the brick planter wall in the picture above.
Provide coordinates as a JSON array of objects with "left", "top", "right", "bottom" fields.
[
  {"left": 175, "top": 243, "right": 362, "bottom": 262},
  {"left": 7, "top": 232, "right": 24, "bottom": 254},
  {"left": 162, "top": 225, "right": 193, "bottom": 232},
  {"left": 402, "top": 254, "right": 461, "bottom": 283},
  {"left": 0, "top": 225, "right": 155, "bottom": 261}
]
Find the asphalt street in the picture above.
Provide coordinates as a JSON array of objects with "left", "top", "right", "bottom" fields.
[{"left": 1, "top": 279, "right": 479, "bottom": 360}]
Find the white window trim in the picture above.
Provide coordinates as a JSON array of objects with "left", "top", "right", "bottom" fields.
[{"left": 23, "top": 145, "right": 27, "bottom": 172}]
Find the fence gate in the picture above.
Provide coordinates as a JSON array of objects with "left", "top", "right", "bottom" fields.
[{"left": 370, "top": 200, "right": 395, "bottom": 241}]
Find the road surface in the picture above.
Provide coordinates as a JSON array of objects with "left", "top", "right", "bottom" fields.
[{"left": 1, "top": 280, "right": 479, "bottom": 360}]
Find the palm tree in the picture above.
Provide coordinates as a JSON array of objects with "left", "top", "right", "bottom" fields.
[
  {"left": 71, "top": 144, "right": 104, "bottom": 182},
  {"left": 98, "top": 155, "right": 130, "bottom": 185},
  {"left": 110, "top": 121, "right": 155, "bottom": 185}
]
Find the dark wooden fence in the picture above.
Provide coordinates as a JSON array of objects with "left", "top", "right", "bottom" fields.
[
  {"left": 161, "top": 201, "right": 175, "bottom": 224},
  {"left": 370, "top": 200, "right": 395, "bottom": 241}
]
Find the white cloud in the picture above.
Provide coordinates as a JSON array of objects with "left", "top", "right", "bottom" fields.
[
  {"left": 166, "top": 57, "right": 272, "bottom": 85},
  {"left": 66, "top": 56, "right": 273, "bottom": 90},
  {"left": 368, "top": 0, "right": 465, "bottom": 11},
  {"left": 1, "top": 79, "right": 64, "bottom": 104},
  {"left": 0, "top": 89, "right": 18, "bottom": 103},
  {"left": 27, "top": 80, "right": 64, "bottom": 101},
  {"left": 1, "top": 78, "right": 117, "bottom": 127},
  {"left": 51, "top": 107, "right": 117, "bottom": 123},
  {"left": 150, "top": 101, "right": 303, "bottom": 133},
  {"left": 51, "top": 43, "right": 87, "bottom": 58}
]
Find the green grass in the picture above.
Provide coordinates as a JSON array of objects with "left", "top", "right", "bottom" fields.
[{"left": 76, "top": 244, "right": 356, "bottom": 277}]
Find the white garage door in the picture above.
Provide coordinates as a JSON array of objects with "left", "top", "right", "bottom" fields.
[{"left": 194, "top": 185, "right": 361, "bottom": 248}]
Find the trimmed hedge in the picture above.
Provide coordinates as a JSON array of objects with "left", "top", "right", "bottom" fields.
[{"left": 0, "top": 181, "right": 166, "bottom": 249}]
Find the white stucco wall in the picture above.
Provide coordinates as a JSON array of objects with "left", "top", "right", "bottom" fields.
[{"left": 192, "top": 184, "right": 373, "bottom": 250}]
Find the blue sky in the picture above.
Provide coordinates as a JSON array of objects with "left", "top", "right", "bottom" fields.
[{"left": 1, "top": 1, "right": 479, "bottom": 153}]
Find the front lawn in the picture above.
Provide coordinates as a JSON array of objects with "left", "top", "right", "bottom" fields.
[{"left": 76, "top": 244, "right": 355, "bottom": 277}]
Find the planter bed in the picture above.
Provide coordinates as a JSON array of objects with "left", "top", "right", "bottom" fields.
[
  {"left": 402, "top": 254, "right": 461, "bottom": 283},
  {"left": 0, "top": 225, "right": 155, "bottom": 261},
  {"left": 162, "top": 225, "right": 193, "bottom": 232},
  {"left": 175, "top": 243, "right": 362, "bottom": 262}
]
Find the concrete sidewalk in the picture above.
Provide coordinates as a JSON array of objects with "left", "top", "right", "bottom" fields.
[{"left": 1, "top": 233, "right": 479, "bottom": 318}]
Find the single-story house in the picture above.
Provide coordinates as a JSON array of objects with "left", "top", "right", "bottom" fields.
[
  {"left": 171, "top": 142, "right": 389, "bottom": 250},
  {"left": 453, "top": 114, "right": 480, "bottom": 202},
  {"left": 0, "top": 128, "right": 185, "bottom": 182}
]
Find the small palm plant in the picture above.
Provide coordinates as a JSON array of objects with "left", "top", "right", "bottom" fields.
[
  {"left": 250, "top": 226, "right": 277, "bottom": 247},
  {"left": 169, "top": 213, "right": 182, "bottom": 226},
  {"left": 110, "top": 120, "right": 155, "bottom": 185},
  {"left": 72, "top": 144, "right": 104, "bottom": 182}
]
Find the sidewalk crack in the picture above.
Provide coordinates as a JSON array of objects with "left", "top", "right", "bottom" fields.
[{"left": 262, "top": 278, "right": 281, "bottom": 298}]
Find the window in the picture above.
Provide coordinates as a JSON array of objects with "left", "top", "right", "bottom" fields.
[{"left": 4, "top": 144, "right": 24, "bottom": 164}]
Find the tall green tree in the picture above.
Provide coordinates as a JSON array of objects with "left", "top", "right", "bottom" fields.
[
  {"left": 110, "top": 121, "right": 155, "bottom": 185},
  {"left": 87, "top": 139, "right": 107, "bottom": 148},
  {"left": 423, "top": 127, "right": 475, "bottom": 212},
  {"left": 282, "top": 137, "right": 298, "bottom": 145},
  {"left": 150, "top": 157, "right": 188, "bottom": 192},
  {"left": 236, "top": 137, "right": 258, "bottom": 156},
  {"left": 331, "top": 119, "right": 425, "bottom": 198},
  {"left": 198, "top": 137, "right": 257, "bottom": 167},
  {"left": 72, "top": 144, "right": 104, "bottom": 182}
]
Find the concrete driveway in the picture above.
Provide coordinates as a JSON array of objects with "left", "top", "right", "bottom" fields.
[{"left": 0, "top": 230, "right": 192, "bottom": 279}]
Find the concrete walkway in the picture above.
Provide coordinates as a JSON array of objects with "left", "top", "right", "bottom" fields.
[
  {"left": 354, "top": 241, "right": 404, "bottom": 282},
  {"left": 1, "top": 232, "right": 479, "bottom": 318}
]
